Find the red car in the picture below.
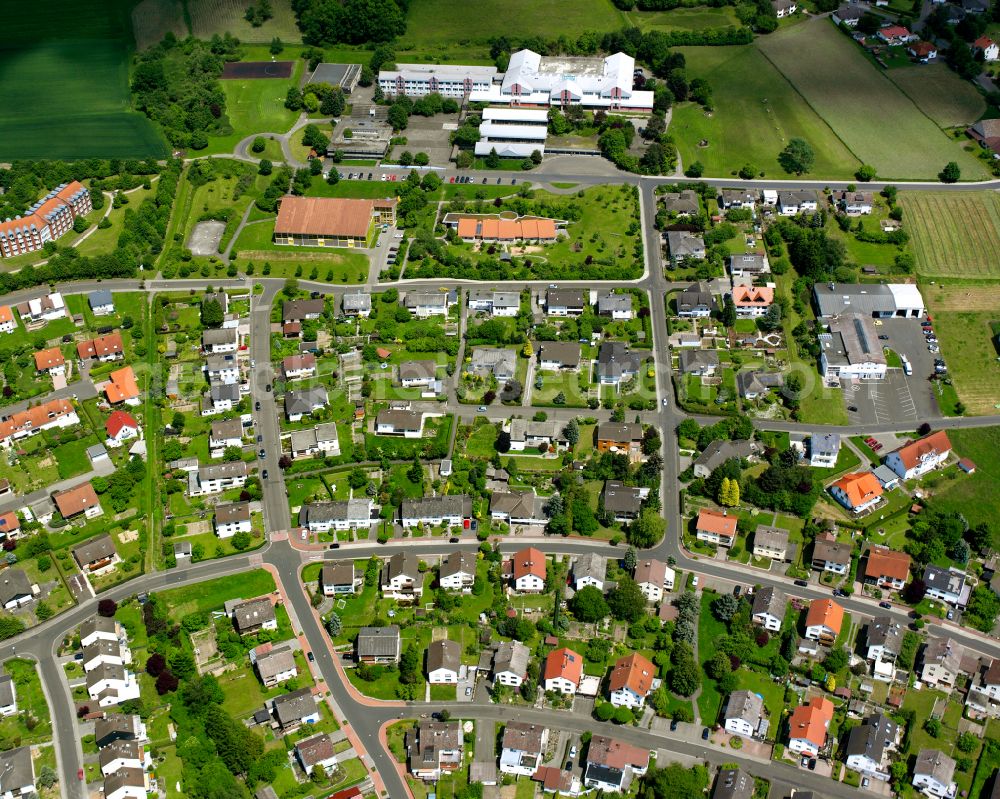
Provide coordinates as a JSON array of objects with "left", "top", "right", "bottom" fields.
[{"left": 78, "top": 768, "right": 84, "bottom": 780}]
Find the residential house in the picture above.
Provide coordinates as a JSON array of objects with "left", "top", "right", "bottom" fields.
[
  {"left": 833, "top": 3, "right": 864, "bottom": 24},
  {"left": 787, "top": 696, "right": 835, "bottom": 756},
  {"left": 204, "top": 354, "right": 239, "bottom": 384},
  {"left": 0, "top": 307, "right": 15, "bottom": 335},
  {"left": 282, "top": 299, "right": 324, "bottom": 323},
  {"left": 406, "top": 721, "right": 462, "bottom": 781},
  {"left": 103, "top": 768, "right": 147, "bottom": 799},
  {"left": 0, "top": 676, "right": 15, "bottom": 717},
  {"left": 490, "top": 490, "right": 545, "bottom": 526},
  {"left": 80, "top": 617, "right": 121, "bottom": 649},
  {"left": 732, "top": 285, "right": 774, "bottom": 319},
  {"left": 573, "top": 552, "right": 606, "bottom": 591},
  {"left": 469, "top": 347, "right": 517, "bottom": 382},
  {"left": 77, "top": 332, "right": 124, "bottom": 362},
  {"left": 737, "top": 371, "right": 783, "bottom": 400},
  {"left": 537, "top": 341, "right": 582, "bottom": 371},
  {"left": 94, "top": 714, "right": 147, "bottom": 749},
  {"left": 712, "top": 767, "right": 754, "bottom": 799},
  {"left": 282, "top": 353, "right": 316, "bottom": 380},
  {"left": 973, "top": 36, "right": 999, "bottom": 60},
  {"left": 920, "top": 638, "right": 965, "bottom": 689},
  {"left": 676, "top": 282, "right": 715, "bottom": 318},
  {"left": 877, "top": 25, "right": 914, "bottom": 44},
  {"left": 811, "top": 533, "right": 852, "bottom": 575},
  {"left": 271, "top": 688, "right": 320, "bottom": 732},
  {"left": 381, "top": 552, "right": 422, "bottom": 600},
  {"left": 342, "top": 291, "right": 372, "bottom": 317},
  {"left": 912, "top": 749, "right": 957, "bottom": 799},
  {"left": 320, "top": 562, "right": 359, "bottom": 596},
  {"left": 398, "top": 360, "right": 438, "bottom": 388},
  {"left": 595, "top": 341, "right": 642, "bottom": 387},
  {"left": 511, "top": 546, "right": 546, "bottom": 593},
  {"left": 214, "top": 502, "right": 252, "bottom": 539},
  {"left": 208, "top": 419, "right": 243, "bottom": 455},
  {"left": 189, "top": 461, "right": 248, "bottom": 496},
  {"left": 0, "top": 748, "right": 34, "bottom": 799},
  {"left": 251, "top": 645, "right": 298, "bottom": 688},
  {"left": 104, "top": 366, "right": 140, "bottom": 406},
  {"left": 289, "top": 423, "right": 341, "bottom": 459},
  {"left": 634, "top": 558, "right": 674, "bottom": 603},
  {"left": 375, "top": 409, "right": 424, "bottom": 438},
  {"left": 864, "top": 546, "right": 911, "bottom": 591},
  {"left": 597, "top": 291, "right": 634, "bottom": 320},
  {"left": 507, "top": 419, "right": 565, "bottom": 452},
  {"left": 865, "top": 617, "right": 903, "bottom": 664},
  {"left": 544, "top": 647, "right": 583, "bottom": 694},
  {"left": 86, "top": 663, "right": 141, "bottom": 708},
  {"left": 202, "top": 381, "right": 239, "bottom": 415},
  {"left": 752, "top": 526, "right": 789, "bottom": 561},
  {"left": 33, "top": 347, "right": 65, "bottom": 375},
  {"left": 885, "top": 431, "right": 951, "bottom": 480},
  {"left": 72, "top": 534, "right": 118, "bottom": 574},
  {"left": 966, "top": 659, "right": 1000, "bottom": 718},
  {"left": 844, "top": 713, "right": 897, "bottom": 779},
  {"left": 296, "top": 733, "right": 338, "bottom": 775},
  {"left": 723, "top": 690, "right": 764, "bottom": 738},
  {"left": 729, "top": 254, "right": 770, "bottom": 277},
  {"left": 82, "top": 639, "right": 126, "bottom": 673},
  {"left": 0, "top": 570, "right": 32, "bottom": 611},
  {"left": 202, "top": 327, "right": 239, "bottom": 354},
  {"left": 773, "top": 0, "right": 797, "bottom": 15},
  {"left": 438, "top": 551, "right": 476, "bottom": 593},
  {"left": 404, "top": 291, "right": 451, "bottom": 317},
  {"left": 229, "top": 597, "right": 277, "bottom": 636},
  {"left": 923, "top": 565, "right": 968, "bottom": 606},
  {"left": 500, "top": 722, "right": 548, "bottom": 776},
  {"left": 778, "top": 191, "right": 818, "bottom": 215},
  {"left": 666, "top": 231, "right": 706, "bottom": 264},
  {"left": 692, "top": 439, "right": 757, "bottom": 478},
  {"left": 661, "top": 189, "right": 700, "bottom": 216},
  {"left": 908, "top": 40, "right": 938, "bottom": 60},
  {"left": 719, "top": 189, "right": 756, "bottom": 210},
  {"left": 426, "top": 639, "right": 462, "bottom": 684},
  {"left": 602, "top": 480, "right": 645, "bottom": 522},
  {"left": 545, "top": 289, "right": 585, "bottom": 316},
  {"left": 751, "top": 586, "right": 787, "bottom": 632},
  {"left": 608, "top": 652, "right": 656, "bottom": 709},
  {"left": 678, "top": 349, "right": 719, "bottom": 376},
  {"left": 805, "top": 598, "right": 845, "bottom": 643},
  {"left": 809, "top": 433, "right": 841, "bottom": 468},
  {"left": 399, "top": 495, "right": 471, "bottom": 529},
  {"left": 105, "top": 411, "right": 140, "bottom": 448},
  {"left": 284, "top": 387, "right": 328, "bottom": 422},
  {"left": 830, "top": 471, "right": 883, "bottom": 513},
  {"left": 300, "top": 499, "right": 372, "bottom": 533},
  {"left": 0, "top": 513, "right": 19, "bottom": 542},
  {"left": 583, "top": 735, "right": 649, "bottom": 794},
  {"left": 356, "top": 625, "right": 401, "bottom": 664},
  {"left": 0, "top": 398, "right": 79, "bottom": 449},
  {"left": 492, "top": 641, "right": 531, "bottom": 687},
  {"left": 695, "top": 508, "right": 737, "bottom": 548},
  {"left": 834, "top": 191, "right": 875, "bottom": 214},
  {"left": 18, "top": 292, "right": 66, "bottom": 323},
  {"left": 596, "top": 422, "right": 643, "bottom": 457}
]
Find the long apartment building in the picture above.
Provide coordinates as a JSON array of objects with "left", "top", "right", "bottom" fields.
[
  {"left": 378, "top": 63, "right": 498, "bottom": 98},
  {"left": 0, "top": 398, "right": 79, "bottom": 448},
  {"left": 0, "top": 181, "right": 92, "bottom": 258},
  {"left": 475, "top": 107, "right": 549, "bottom": 158}
]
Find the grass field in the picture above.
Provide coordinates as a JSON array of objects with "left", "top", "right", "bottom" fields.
[
  {"left": 189, "top": 0, "right": 303, "bottom": 42},
  {"left": 0, "top": 0, "right": 167, "bottom": 160},
  {"left": 629, "top": 6, "right": 742, "bottom": 30},
  {"left": 671, "top": 45, "right": 859, "bottom": 179},
  {"left": 757, "top": 19, "right": 987, "bottom": 180},
  {"left": 401, "top": 0, "right": 625, "bottom": 48},
  {"left": 931, "top": 426, "right": 1000, "bottom": 528},
  {"left": 901, "top": 192, "right": 1000, "bottom": 277},
  {"left": 888, "top": 64, "right": 986, "bottom": 129},
  {"left": 232, "top": 219, "right": 371, "bottom": 279},
  {"left": 155, "top": 569, "right": 276, "bottom": 617}
]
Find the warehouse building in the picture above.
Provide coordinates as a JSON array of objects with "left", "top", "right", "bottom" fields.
[
  {"left": 818, "top": 313, "right": 887, "bottom": 381},
  {"left": 814, "top": 283, "right": 925, "bottom": 318},
  {"left": 273, "top": 197, "right": 397, "bottom": 247}
]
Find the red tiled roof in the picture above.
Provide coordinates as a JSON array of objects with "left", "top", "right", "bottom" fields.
[
  {"left": 832, "top": 472, "right": 883, "bottom": 508},
  {"left": 608, "top": 652, "right": 656, "bottom": 697},
  {"left": 0, "top": 399, "right": 75, "bottom": 443},
  {"left": 892, "top": 431, "right": 951, "bottom": 470},
  {"left": 105, "top": 366, "right": 140, "bottom": 404},
  {"left": 696, "top": 508, "right": 737, "bottom": 538},
  {"left": 77, "top": 332, "right": 124, "bottom": 360},
  {"left": 544, "top": 647, "right": 583, "bottom": 684},
  {"left": 53, "top": 482, "right": 100, "bottom": 518},
  {"left": 34, "top": 347, "right": 65, "bottom": 371},
  {"left": 788, "top": 696, "right": 834, "bottom": 747},
  {"left": 864, "top": 546, "right": 910, "bottom": 582},
  {"left": 275, "top": 196, "right": 376, "bottom": 238},
  {"left": 513, "top": 547, "right": 546, "bottom": 581},
  {"left": 805, "top": 598, "right": 844, "bottom": 635},
  {"left": 105, "top": 411, "right": 138, "bottom": 439}
]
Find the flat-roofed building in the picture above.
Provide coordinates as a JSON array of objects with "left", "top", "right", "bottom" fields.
[
  {"left": 273, "top": 196, "right": 397, "bottom": 247},
  {"left": 379, "top": 63, "right": 497, "bottom": 98}
]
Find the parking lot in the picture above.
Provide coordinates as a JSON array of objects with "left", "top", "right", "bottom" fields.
[{"left": 843, "top": 318, "right": 942, "bottom": 425}]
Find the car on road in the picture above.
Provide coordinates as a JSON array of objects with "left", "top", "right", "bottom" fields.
[
  {"left": 255, "top": 401, "right": 261, "bottom": 411},
  {"left": 449, "top": 176, "right": 455, "bottom": 183},
  {"left": 794, "top": 579, "right": 808, "bottom": 587},
  {"left": 879, "top": 601, "right": 892, "bottom": 609},
  {"left": 250, "top": 359, "right": 256, "bottom": 368},
  {"left": 308, "top": 651, "right": 315, "bottom": 662},
  {"left": 262, "top": 469, "right": 269, "bottom": 479},
  {"left": 257, "top": 434, "right": 263, "bottom": 443},
  {"left": 662, "top": 398, "right": 668, "bottom": 406},
  {"left": 78, "top": 769, "right": 84, "bottom": 781},
  {"left": 670, "top": 719, "right": 678, "bottom": 731},
  {"left": 833, "top": 588, "right": 847, "bottom": 597},
  {"left": 873, "top": 320, "right": 883, "bottom": 326},
  {"left": 478, "top": 406, "right": 487, "bottom": 412},
  {"left": 329, "top": 543, "right": 340, "bottom": 549},
  {"left": 569, "top": 746, "right": 577, "bottom": 758},
  {"left": 259, "top": 449, "right": 266, "bottom": 458},
  {"left": 265, "top": 384, "right": 272, "bottom": 392},
  {"left": 465, "top": 686, "right": 472, "bottom": 696},
  {"left": 848, "top": 405, "right": 858, "bottom": 412},
  {"left": 702, "top": 728, "right": 710, "bottom": 740},
  {"left": 878, "top": 335, "right": 889, "bottom": 341},
  {"left": 449, "top": 537, "right": 460, "bottom": 543}
]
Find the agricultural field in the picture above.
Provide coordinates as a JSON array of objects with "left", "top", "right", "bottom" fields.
[
  {"left": 130, "top": 0, "right": 187, "bottom": 49},
  {"left": 629, "top": 5, "right": 742, "bottom": 31},
  {"left": 671, "top": 45, "right": 860, "bottom": 179},
  {"left": 0, "top": 0, "right": 167, "bottom": 160},
  {"left": 189, "top": 0, "right": 303, "bottom": 42},
  {"left": 887, "top": 64, "right": 986, "bottom": 129},
  {"left": 922, "top": 283, "right": 1000, "bottom": 416},
  {"left": 757, "top": 18, "right": 988, "bottom": 180},
  {"left": 901, "top": 192, "right": 1000, "bottom": 277}
]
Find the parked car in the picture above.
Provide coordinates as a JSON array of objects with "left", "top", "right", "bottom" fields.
[
  {"left": 879, "top": 601, "right": 892, "bottom": 609},
  {"left": 878, "top": 335, "right": 889, "bottom": 341},
  {"left": 794, "top": 579, "right": 808, "bottom": 587},
  {"left": 329, "top": 543, "right": 340, "bottom": 549},
  {"left": 262, "top": 469, "right": 269, "bottom": 479},
  {"left": 947, "top": 610, "right": 954, "bottom": 620},
  {"left": 732, "top": 585, "right": 741, "bottom": 596},
  {"left": 569, "top": 746, "right": 577, "bottom": 758},
  {"left": 255, "top": 401, "right": 261, "bottom": 411},
  {"left": 449, "top": 537, "right": 460, "bottom": 543},
  {"left": 702, "top": 728, "right": 710, "bottom": 740},
  {"left": 308, "top": 651, "right": 315, "bottom": 662}
]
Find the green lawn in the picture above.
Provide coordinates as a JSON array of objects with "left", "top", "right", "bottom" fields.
[
  {"left": 75, "top": 185, "right": 156, "bottom": 257},
  {"left": 671, "top": 44, "right": 859, "bottom": 179},
  {"left": 631, "top": 5, "right": 742, "bottom": 30},
  {"left": 757, "top": 19, "right": 987, "bottom": 180},
  {"left": 155, "top": 570, "right": 276, "bottom": 618},
  {"left": 903, "top": 193, "right": 1000, "bottom": 278},
  {"left": 0, "top": 659, "right": 51, "bottom": 745},
  {"left": 465, "top": 423, "right": 498, "bottom": 458},
  {"left": 927, "top": 426, "right": 1000, "bottom": 529},
  {"left": 697, "top": 590, "right": 729, "bottom": 725},
  {"left": 887, "top": 63, "right": 986, "bottom": 129},
  {"left": 203, "top": 65, "right": 304, "bottom": 155}
]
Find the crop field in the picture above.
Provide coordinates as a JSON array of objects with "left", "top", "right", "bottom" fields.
[
  {"left": 757, "top": 19, "right": 987, "bottom": 180},
  {"left": 901, "top": 192, "right": 1000, "bottom": 277},
  {"left": 131, "top": 0, "right": 187, "bottom": 49},
  {"left": 888, "top": 64, "right": 986, "bottom": 129},
  {"left": 189, "top": 0, "right": 303, "bottom": 42},
  {"left": 923, "top": 283, "right": 1000, "bottom": 415},
  {"left": 402, "top": 0, "right": 625, "bottom": 48},
  {"left": 671, "top": 45, "right": 859, "bottom": 179},
  {"left": 0, "top": 0, "right": 167, "bottom": 160},
  {"left": 630, "top": 6, "right": 742, "bottom": 31}
]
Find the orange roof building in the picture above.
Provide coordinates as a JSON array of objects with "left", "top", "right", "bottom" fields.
[
  {"left": 53, "top": 482, "right": 103, "bottom": 519},
  {"left": 543, "top": 647, "right": 583, "bottom": 694},
  {"left": 787, "top": 696, "right": 834, "bottom": 755},
  {"left": 34, "top": 347, "right": 65, "bottom": 372},
  {"left": 864, "top": 545, "right": 911, "bottom": 589},
  {"left": 273, "top": 196, "right": 397, "bottom": 247},
  {"left": 0, "top": 398, "right": 78, "bottom": 446},
  {"left": 105, "top": 366, "right": 140, "bottom": 405},
  {"left": 830, "top": 471, "right": 883, "bottom": 512},
  {"left": 0, "top": 306, "right": 15, "bottom": 332},
  {"left": 0, "top": 512, "right": 20, "bottom": 538},
  {"left": 0, "top": 181, "right": 91, "bottom": 259},
  {"left": 77, "top": 332, "right": 124, "bottom": 361},
  {"left": 608, "top": 653, "right": 656, "bottom": 708},
  {"left": 695, "top": 508, "right": 737, "bottom": 546},
  {"left": 732, "top": 285, "right": 774, "bottom": 317},
  {"left": 885, "top": 430, "right": 951, "bottom": 480},
  {"left": 455, "top": 215, "right": 557, "bottom": 243},
  {"left": 511, "top": 546, "right": 546, "bottom": 592},
  {"left": 805, "top": 599, "right": 845, "bottom": 642}
]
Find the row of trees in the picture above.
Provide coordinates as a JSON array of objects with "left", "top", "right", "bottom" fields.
[{"left": 291, "top": 0, "right": 409, "bottom": 45}]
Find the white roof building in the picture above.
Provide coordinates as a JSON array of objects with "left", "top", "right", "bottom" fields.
[{"left": 476, "top": 107, "right": 549, "bottom": 158}]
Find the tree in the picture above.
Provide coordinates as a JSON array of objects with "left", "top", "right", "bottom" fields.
[
  {"left": 711, "top": 592, "right": 739, "bottom": 622},
  {"left": 965, "top": 585, "right": 1000, "bottom": 633},
  {"left": 258, "top": 159, "right": 273, "bottom": 176},
  {"left": 607, "top": 577, "right": 645, "bottom": 622},
  {"left": 624, "top": 546, "right": 638, "bottom": 573},
  {"left": 824, "top": 646, "right": 849, "bottom": 672},
  {"left": 924, "top": 717, "right": 942, "bottom": 738},
  {"left": 37, "top": 765, "right": 57, "bottom": 790},
  {"left": 98, "top": 598, "right": 118, "bottom": 617},
  {"left": 778, "top": 138, "right": 814, "bottom": 175},
  {"left": 563, "top": 418, "right": 580, "bottom": 447},
  {"left": 388, "top": 103, "right": 409, "bottom": 131},
  {"left": 706, "top": 650, "right": 732, "bottom": 680},
  {"left": 201, "top": 298, "right": 224, "bottom": 328},
  {"left": 399, "top": 643, "right": 420, "bottom": 684},
  {"left": 0, "top": 616, "right": 25, "bottom": 641},
  {"left": 326, "top": 613, "right": 342, "bottom": 636},
  {"left": 721, "top": 295, "right": 737, "bottom": 327},
  {"left": 145, "top": 653, "right": 166, "bottom": 677},
  {"left": 485, "top": 148, "right": 501, "bottom": 169},
  {"left": 269, "top": 37, "right": 283, "bottom": 55},
  {"left": 956, "top": 732, "right": 979, "bottom": 753},
  {"left": 939, "top": 161, "right": 961, "bottom": 183},
  {"left": 855, "top": 164, "right": 877, "bottom": 182},
  {"left": 595, "top": 702, "right": 614, "bottom": 721},
  {"left": 628, "top": 508, "right": 664, "bottom": 548},
  {"left": 685, "top": 161, "right": 705, "bottom": 178},
  {"left": 155, "top": 669, "right": 179, "bottom": 694},
  {"left": 612, "top": 706, "right": 634, "bottom": 724},
  {"left": 407, "top": 458, "right": 423, "bottom": 484},
  {"left": 668, "top": 643, "right": 701, "bottom": 696},
  {"left": 285, "top": 87, "right": 303, "bottom": 111},
  {"left": 738, "top": 163, "right": 757, "bottom": 180},
  {"left": 251, "top": 136, "right": 266, "bottom": 153},
  {"left": 231, "top": 531, "right": 252, "bottom": 551},
  {"left": 569, "top": 585, "right": 610, "bottom": 622}
]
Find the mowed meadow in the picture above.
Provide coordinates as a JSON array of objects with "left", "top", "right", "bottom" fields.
[
  {"left": 902, "top": 192, "right": 1000, "bottom": 277},
  {"left": 0, "top": 0, "right": 167, "bottom": 159},
  {"left": 757, "top": 18, "right": 987, "bottom": 180}
]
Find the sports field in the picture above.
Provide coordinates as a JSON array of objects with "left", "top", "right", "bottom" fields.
[
  {"left": 923, "top": 283, "right": 1000, "bottom": 415},
  {"left": 757, "top": 19, "right": 987, "bottom": 180},
  {"left": 402, "top": 0, "right": 625, "bottom": 47},
  {"left": 0, "top": 0, "right": 167, "bottom": 159},
  {"left": 888, "top": 64, "right": 986, "bottom": 129},
  {"left": 900, "top": 192, "right": 1000, "bottom": 277},
  {"left": 671, "top": 45, "right": 859, "bottom": 178},
  {"left": 630, "top": 6, "right": 742, "bottom": 31}
]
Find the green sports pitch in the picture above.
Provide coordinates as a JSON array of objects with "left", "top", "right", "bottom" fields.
[{"left": 0, "top": 0, "right": 168, "bottom": 159}]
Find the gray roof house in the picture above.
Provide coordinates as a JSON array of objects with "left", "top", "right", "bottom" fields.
[
  {"left": 751, "top": 586, "right": 787, "bottom": 631},
  {"left": 342, "top": 291, "right": 372, "bottom": 316},
  {"left": 470, "top": 347, "right": 517, "bottom": 381},
  {"left": 88, "top": 289, "right": 115, "bottom": 313},
  {"left": 678, "top": 349, "right": 719, "bottom": 376},
  {"left": 284, "top": 387, "right": 329, "bottom": 420},
  {"left": 737, "top": 370, "right": 783, "bottom": 399},
  {"left": 546, "top": 289, "right": 586, "bottom": 315},
  {"left": 712, "top": 767, "right": 754, "bottom": 799},
  {"left": 0, "top": 747, "right": 34, "bottom": 798},
  {"left": 602, "top": 480, "right": 644, "bottom": 521},
  {"left": 0, "top": 569, "right": 33, "bottom": 609},
  {"left": 357, "top": 625, "right": 401, "bottom": 663},
  {"left": 693, "top": 439, "right": 757, "bottom": 478},
  {"left": 865, "top": 616, "right": 903, "bottom": 660},
  {"left": 537, "top": 341, "right": 582, "bottom": 370},
  {"left": 676, "top": 282, "right": 715, "bottom": 317},
  {"left": 596, "top": 341, "right": 642, "bottom": 385},
  {"left": 271, "top": 687, "right": 319, "bottom": 730},
  {"left": 596, "top": 292, "right": 633, "bottom": 319},
  {"left": 666, "top": 231, "right": 706, "bottom": 262},
  {"left": 661, "top": 189, "right": 700, "bottom": 215}
]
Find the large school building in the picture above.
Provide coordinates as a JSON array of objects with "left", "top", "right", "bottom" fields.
[
  {"left": 0, "top": 181, "right": 92, "bottom": 258},
  {"left": 273, "top": 196, "right": 398, "bottom": 248}
]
